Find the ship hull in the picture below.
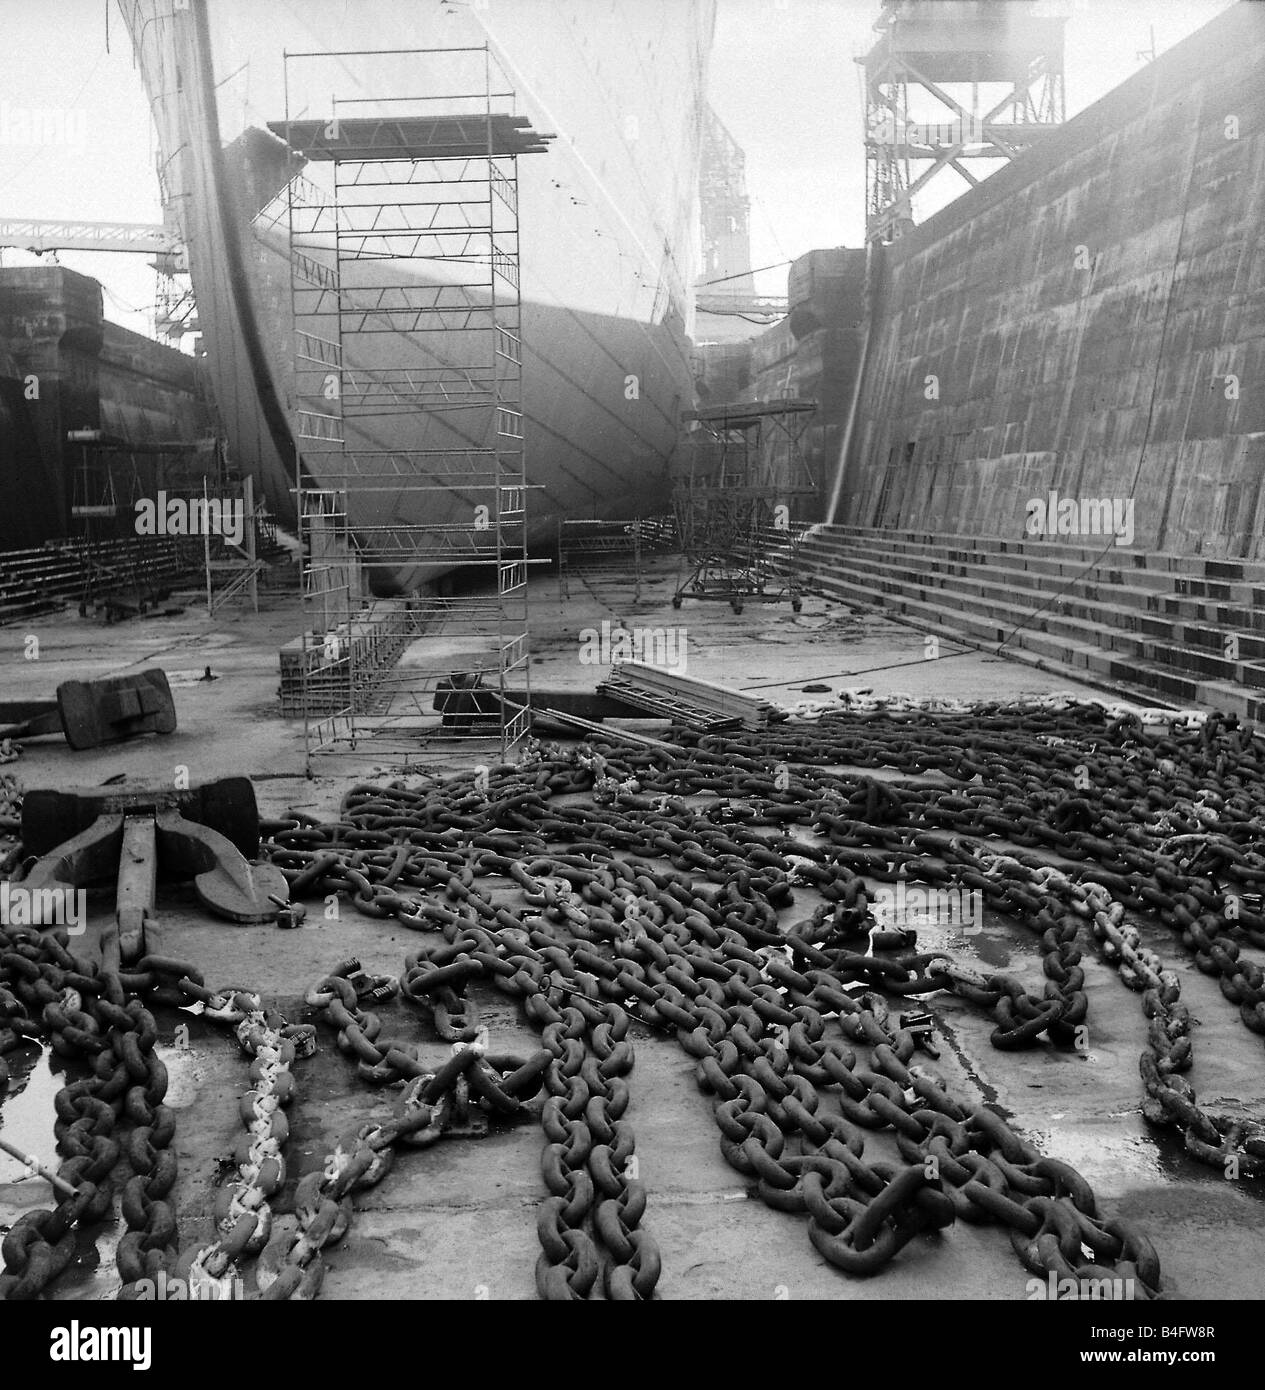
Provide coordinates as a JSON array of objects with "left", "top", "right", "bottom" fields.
[{"left": 119, "top": 0, "right": 714, "bottom": 590}]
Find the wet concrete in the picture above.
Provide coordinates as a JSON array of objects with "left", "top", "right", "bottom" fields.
[
  {"left": 0, "top": 1044, "right": 62, "bottom": 1188},
  {"left": 1, "top": 558, "right": 1263, "bottom": 1298}
]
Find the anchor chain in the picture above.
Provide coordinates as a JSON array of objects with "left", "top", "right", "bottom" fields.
[
  {"left": 8, "top": 693, "right": 1265, "bottom": 1298},
  {"left": 247, "top": 696, "right": 1265, "bottom": 1291},
  {"left": 0, "top": 929, "right": 176, "bottom": 1299}
]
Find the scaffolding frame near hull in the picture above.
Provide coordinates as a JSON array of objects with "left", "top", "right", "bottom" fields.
[
  {"left": 556, "top": 516, "right": 677, "bottom": 606},
  {"left": 281, "top": 45, "right": 550, "bottom": 768}
]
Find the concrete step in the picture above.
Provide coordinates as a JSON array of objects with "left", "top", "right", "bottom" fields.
[
  {"left": 795, "top": 536, "right": 1265, "bottom": 673},
  {"left": 795, "top": 535, "right": 1265, "bottom": 640},
  {"left": 809, "top": 538, "right": 1265, "bottom": 634},
  {"left": 791, "top": 539, "right": 1265, "bottom": 718},
  {"left": 0, "top": 536, "right": 201, "bottom": 624},
  {"left": 806, "top": 526, "right": 1265, "bottom": 613},
  {"left": 0, "top": 595, "right": 61, "bottom": 624},
  {"left": 817, "top": 522, "right": 1265, "bottom": 588},
  {"left": 804, "top": 563, "right": 1265, "bottom": 719}
]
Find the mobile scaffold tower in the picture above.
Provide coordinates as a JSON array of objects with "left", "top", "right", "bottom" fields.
[
  {"left": 672, "top": 398, "right": 817, "bottom": 615},
  {"left": 279, "top": 44, "right": 551, "bottom": 768}
]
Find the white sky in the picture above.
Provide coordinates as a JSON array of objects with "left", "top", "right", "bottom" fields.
[{"left": 0, "top": 0, "right": 1238, "bottom": 335}]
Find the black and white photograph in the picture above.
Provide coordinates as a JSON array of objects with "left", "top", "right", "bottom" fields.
[{"left": 0, "top": 0, "right": 1257, "bottom": 1350}]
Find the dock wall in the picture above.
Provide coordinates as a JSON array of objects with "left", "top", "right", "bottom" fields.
[
  {"left": 835, "top": 0, "right": 1265, "bottom": 559},
  {"left": 0, "top": 266, "right": 210, "bottom": 548}
]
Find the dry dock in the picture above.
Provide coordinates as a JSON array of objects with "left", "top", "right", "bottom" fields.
[{"left": 2, "top": 556, "right": 1263, "bottom": 1301}]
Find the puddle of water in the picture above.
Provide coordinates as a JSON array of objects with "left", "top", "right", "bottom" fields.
[
  {"left": 0, "top": 1026, "right": 214, "bottom": 1188},
  {"left": 0, "top": 1043, "right": 66, "bottom": 1190},
  {"left": 1, "top": 1021, "right": 222, "bottom": 1299},
  {"left": 0, "top": 1044, "right": 126, "bottom": 1299}
]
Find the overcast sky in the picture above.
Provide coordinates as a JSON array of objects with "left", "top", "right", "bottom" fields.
[
  {"left": 0, "top": 0, "right": 1237, "bottom": 337},
  {"left": 710, "top": 0, "right": 1237, "bottom": 289}
]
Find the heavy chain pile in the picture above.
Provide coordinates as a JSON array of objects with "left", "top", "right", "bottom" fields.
[
  {"left": 0, "top": 942, "right": 528, "bottom": 1301},
  {"left": 4, "top": 693, "right": 1264, "bottom": 1300},
  {"left": 251, "top": 695, "right": 1265, "bottom": 1297},
  {"left": 0, "top": 771, "right": 22, "bottom": 878},
  {"left": 0, "top": 945, "right": 186, "bottom": 1299}
]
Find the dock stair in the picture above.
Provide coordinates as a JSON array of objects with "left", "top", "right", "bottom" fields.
[
  {"left": 0, "top": 537, "right": 199, "bottom": 624},
  {"left": 786, "top": 523, "right": 1265, "bottom": 719}
]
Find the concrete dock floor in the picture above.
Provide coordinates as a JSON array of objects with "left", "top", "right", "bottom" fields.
[{"left": 1, "top": 555, "right": 1262, "bottom": 1300}]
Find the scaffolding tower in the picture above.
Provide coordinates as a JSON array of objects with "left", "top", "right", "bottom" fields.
[
  {"left": 556, "top": 516, "right": 678, "bottom": 606},
  {"left": 279, "top": 45, "right": 551, "bottom": 767},
  {"left": 672, "top": 399, "right": 817, "bottom": 614},
  {"left": 863, "top": 0, "right": 1066, "bottom": 243}
]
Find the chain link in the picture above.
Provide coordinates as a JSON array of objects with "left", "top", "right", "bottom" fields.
[{"left": 9, "top": 695, "right": 1265, "bottom": 1297}]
